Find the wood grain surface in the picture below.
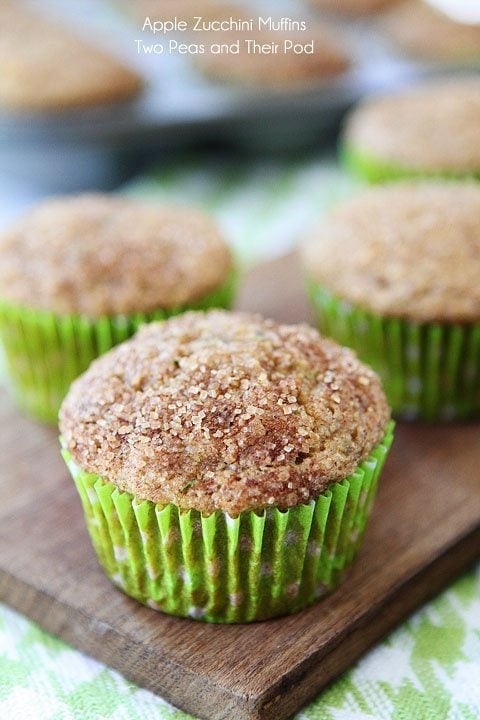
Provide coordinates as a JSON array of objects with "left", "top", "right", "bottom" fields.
[{"left": 1, "top": 252, "right": 480, "bottom": 720}]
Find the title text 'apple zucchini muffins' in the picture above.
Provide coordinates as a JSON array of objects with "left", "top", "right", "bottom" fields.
[
  {"left": 341, "top": 79, "right": 480, "bottom": 183},
  {"left": 60, "top": 310, "right": 393, "bottom": 623},
  {"left": 0, "top": 195, "right": 235, "bottom": 424},
  {"left": 0, "top": 1, "right": 142, "bottom": 112},
  {"left": 303, "top": 182, "right": 480, "bottom": 420}
]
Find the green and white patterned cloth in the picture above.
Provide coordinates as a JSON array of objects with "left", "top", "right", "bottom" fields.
[
  {"left": 2, "top": 566, "right": 479, "bottom": 719},
  {"left": 1, "top": 155, "right": 479, "bottom": 719}
]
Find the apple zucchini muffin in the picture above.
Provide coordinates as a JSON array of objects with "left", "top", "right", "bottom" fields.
[
  {"left": 341, "top": 78, "right": 480, "bottom": 182},
  {"left": 303, "top": 182, "right": 480, "bottom": 419},
  {"left": 0, "top": 195, "right": 234, "bottom": 423},
  {"left": 380, "top": 0, "right": 480, "bottom": 63},
  {"left": 60, "top": 309, "right": 393, "bottom": 623},
  {"left": 0, "top": 1, "right": 141, "bottom": 112}
]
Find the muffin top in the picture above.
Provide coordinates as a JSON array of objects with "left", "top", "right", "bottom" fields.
[
  {"left": 303, "top": 182, "right": 480, "bottom": 322},
  {"left": 381, "top": 0, "right": 480, "bottom": 61},
  {"left": 196, "top": 25, "right": 349, "bottom": 88},
  {"left": 344, "top": 79, "right": 480, "bottom": 173},
  {"left": 60, "top": 310, "right": 389, "bottom": 516},
  {"left": 0, "top": 194, "right": 233, "bottom": 316},
  {"left": 0, "top": 1, "right": 141, "bottom": 111}
]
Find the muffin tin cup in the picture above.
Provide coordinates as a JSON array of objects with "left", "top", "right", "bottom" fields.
[
  {"left": 339, "top": 143, "right": 480, "bottom": 184},
  {"left": 61, "top": 423, "right": 394, "bottom": 624},
  {"left": 308, "top": 280, "right": 480, "bottom": 420},
  {"left": 0, "top": 272, "right": 236, "bottom": 424}
]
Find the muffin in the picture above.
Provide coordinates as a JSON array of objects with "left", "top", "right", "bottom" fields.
[
  {"left": 60, "top": 310, "right": 393, "bottom": 623},
  {"left": 308, "top": 0, "right": 400, "bottom": 16},
  {"left": 380, "top": 0, "right": 480, "bottom": 63},
  {"left": 0, "top": 195, "right": 234, "bottom": 423},
  {"left": 303, "top": 182, "right": 480, "bottom": 420},
  {"left": 0, "top": 1, "right": 141, "bottom": 112},
  {"left": 195, "top": 25, "right": 349, "bottom": 89},
  {"left": 341, "top": 79, "right": 480, "bottom": 182}
]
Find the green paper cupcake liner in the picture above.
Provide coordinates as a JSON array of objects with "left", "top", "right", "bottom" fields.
[
  {"left": 308, "top": 280, "right": 480, "bottom": 420},
  {"left": 0, "top": 272, "right": 236, "bottom": 424},
  {"left": 340, "top": 143, "right": 480, "bottom": 184},
  {"left": 62, "top": 423, "right": 394, "bottom": 624}
]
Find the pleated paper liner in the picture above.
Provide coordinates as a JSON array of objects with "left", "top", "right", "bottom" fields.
[
  {"left": 308, "top": 281, "right": 480, "bottom": 420},
  {"left": 340, "top": 144, "right": 480, "bottom": 184},
  {"left": 0, "top": 272, "right": 236, "bottom": 424},
  {"left": 62, "top": 423, "right": 394, "bottom": 624}
]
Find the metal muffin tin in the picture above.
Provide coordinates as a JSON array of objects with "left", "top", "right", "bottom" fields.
[{"left": 0, "top": 0, "right": 477, "bottom": 191}]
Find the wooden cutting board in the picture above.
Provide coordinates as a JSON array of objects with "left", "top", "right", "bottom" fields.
[{"left": 1, "top": 252, "right": 480, "bottom": 720}]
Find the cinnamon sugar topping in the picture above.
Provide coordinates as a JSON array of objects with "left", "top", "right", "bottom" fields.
[
  {"left": 303, "top": 182, "right": 480, "bottom": 322},
  {"left": 0, "top": 194, "right": 232, "bottom": 316},
  {"left": 60, "top": 310, "right": 389, "bottom": 515}
]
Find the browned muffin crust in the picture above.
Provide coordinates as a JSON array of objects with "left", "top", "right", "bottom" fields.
[
  {"left": 303, "top": 182, "right": 480, "bottom": 322},
  {"left": 195, "top": 25, "right": 349, "bottom": 88},
  {"left": 0, "top": 2, "right": 141, "bottom": 112},
  {"left": 0, "top": 194, "right": 233, "bottom": 317},
  {"left": 60, "top": 311, "right": 389, "bottom": 516},
  {"left": 308, "top": 0, "right": 400, "bottom": 16},
  {"left": 344, "top": 79, "right": 480, "bottom": 173},
  {"left": 381, "top": 0, "right": 480, "bottom": 61}
]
